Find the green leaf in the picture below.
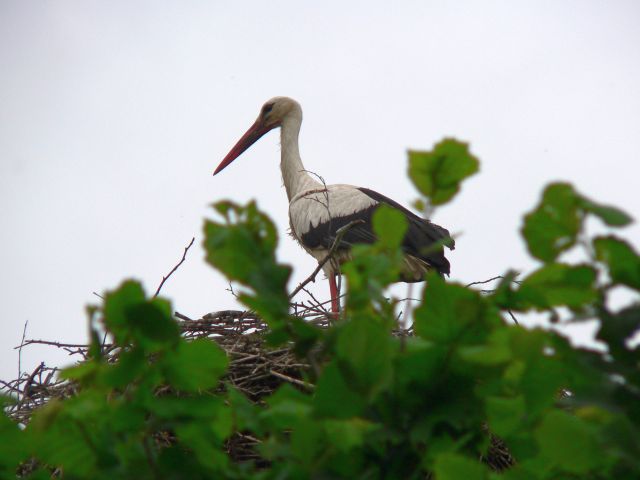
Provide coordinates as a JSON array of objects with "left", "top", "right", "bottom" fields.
[
  {"left": 522, "top": 183, "right": 633, "bottom": 263},
  {"left": 335, "top": 315, "right": 394, "bottom": 398},
  {"left": 28, "top": 402, "right": 99, "bottom": 477},
  {"left": 290, "top": 417, "right": 324, "bottom": 468},
  {"left": 227, "top": 387, "right": 261, "bottom": 433},
  {"left": 521, "top": 358, "right": 564, "bottom": 419},
  {"left": 323, "top": 418, "right": 375, "bottom": 453},
  {"left": 395, "top": 337, "right": 447, "bottom": 387},
  {"left": 594, "top": 236, "right": 640, "bottom": 290},
  {"left": 498, "top": 463, "right": 541, "bottom": 480},
  {"left": 458, "top": 329, "right": 512, "bottom": 366},
  {"left": 0, "top": 408, "right": 27, "bottom": 469},
  {"left": 127, "top": 299, "right": 180, "bottom": 348},
  {"left": 579, "top": 197, "right": 633, "bottom": 227},
  {"left": 103, "top": 280, "right": 146, "bottom": 343},
  {"left": 175, "top": 422, "right": 230, "bottom": 470},
  {"left": 490, "top": 270, "right": 527, "bottom": 311},
  {"left": 203, "top": 201, "right": 292, "bottom": 327},
  {"left": 534, "top": 410, "right": 599, "bottom": 474},
  {"left": 204, "top": 201, "right": 280, "bottom": 282},
  {"left": 486, "top": 396, "right": 526, "bottom": 438},
  {"left": 262, "top": 384, "right": 312, "bottom": 429},
  {"left": 517, "top": 263, "right": 598, "bottom": 310},
  {"left": 521, "top": 183, "right": 581, "bottom": 262},
  {"left": 414, "top": 273, "right": 491, "bottom": 344},
  {"left": 150, "top": 396, "right": 226, "bottom": 420},
  {"left": 105, "top": 401, "right": 146, "bottom": 434},
  {"left": 372, "top": 204, "right": 408, "bottom": 249},
  {"left": 102, "top": 347, "right": 146, "bottom": 387},
  {"left": 597, "top": 304, "right": 640, "bottom": 361},
  {"left": 434, "top": 452, "right": 488, "bottom": 480},
  {"left": 162, "top": 339, "right": 228, "bottom": 392},
  {"left": 509, "top": 330, "right": 566, "bottom": 417},
  {"left": 314, "top": 361, "right": 366, "bottom": 419},
  {"left": 60, "top": 391, "right": 108, "bottom": 422},
  {"left": 288, "top": 317, "right": 322, "bottom": 356},
  {"left": 59, "top": 361, "right": 102, "bottom": 384},
  {"left": 102, "top": 280, "right": 179, "bottom": 349},
  {"left": 343, "top": 245, "right": 403, "bottom": 312},
  {"left": 408, "top": 138, "right": 479, "bottom": 205}
]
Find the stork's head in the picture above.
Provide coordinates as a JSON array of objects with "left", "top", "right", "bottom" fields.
[{"left": 214, "top": 97, "right": 301, "bottom": 175}]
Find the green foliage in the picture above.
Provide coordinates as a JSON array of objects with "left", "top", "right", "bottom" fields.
[
  {"left": 2, "top": 138, "right": 639, "bottom": 479},
  {"left": 534, "top": 410, "right": 599, "bottom": 474},
  {"left": 341, "top": 205, "right": 408, "bottom": 315},
  {"left": 203, "top": 200, "right": 291, "bottom": 324},
  {"left": 594, "top": 236, "right": 640, "bottom": 290},
  {"left": 203, "top": 200, "right": 319, "bottom": 349},
  {"left": 414, "top": 273, "right": 499, "bottom": 343},
  {"left": 517, "top": 263, "right": 598, "bottom": 310},
  {"left": 434, "top": 453, "right": 488, "bottom": 480},
  {"left": 408, "top": 138, "right": 479, "bottom": 206},
  {"left": 103, "top": 280, "right": 180, "bottom": 350},
  {"left": 522, "top": 182, "right": 633, "bottom": 262},
  {"left": 161, "top": 339, "right": 228, "bottom": 392},
  {"left": 0, "top": 399, "right": 27, "bottom": 475}
]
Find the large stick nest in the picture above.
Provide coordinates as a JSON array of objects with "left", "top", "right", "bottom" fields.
[{"left": 1, "top": 309, "right": 514, "bottom": 473}]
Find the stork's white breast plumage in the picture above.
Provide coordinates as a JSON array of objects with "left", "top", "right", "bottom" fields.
[
  {"left": 288, "top": 184, "right": 377, "bottom": 241},
  {"left": 288, "top": 184, "right": 377, "bottom": 265},
  {"left": 214, "top": 96, "right": 454, "bottom": 313}
]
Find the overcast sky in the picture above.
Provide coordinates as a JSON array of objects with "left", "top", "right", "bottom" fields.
[{"left": 1, "top": 1, "right": 639, "bottom": 382}]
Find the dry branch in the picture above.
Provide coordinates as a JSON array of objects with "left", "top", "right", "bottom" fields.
[{"left": 153, "top": 236, "right": 195, "bottom": 298}]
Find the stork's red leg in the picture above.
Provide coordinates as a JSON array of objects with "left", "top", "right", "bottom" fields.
[{"left": 328, "top": 274, "right": 340, "bottom": 314}]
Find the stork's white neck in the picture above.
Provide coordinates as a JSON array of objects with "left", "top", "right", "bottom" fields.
[{"left": 280, "top": 114, "right": 321, "bottom": 201}]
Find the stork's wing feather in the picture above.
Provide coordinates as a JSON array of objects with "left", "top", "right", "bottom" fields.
[
  {"left": 297, "top": 186, "right": 453, "bottom": 276},
  {"left": 358, "top": 187, "right": 455, "bottom": 250}
]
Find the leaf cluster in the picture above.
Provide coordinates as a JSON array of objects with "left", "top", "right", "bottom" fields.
[{"left": 2, "top": 140, "right": 639, "bottom": 479}]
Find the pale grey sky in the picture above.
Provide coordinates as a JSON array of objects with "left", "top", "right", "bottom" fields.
[{"left": 1, "top": 1, "right": 639, "bottom": 381}]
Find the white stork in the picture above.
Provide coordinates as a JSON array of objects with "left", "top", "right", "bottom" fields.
[{"left": 214, "top": 97, "right": 454, "bottom": 314}]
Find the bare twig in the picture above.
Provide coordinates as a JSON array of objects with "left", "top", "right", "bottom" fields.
[
  {"left": 153, "top": 237, "right": 195, "bottom": 298},
  {"left": 400, "top": 284, "right": 415, "bottom": 351},
  {"left": 0, "top": 380, "right": 22, "bottom": 395},
  {"left": 466, "top": 276, "right": 505, "bottom": 288},
  {"left": 226, "top": 283, "right": 239, "bottom": 298},
  {"left": 174, "top": 311, "right": 194, "bottom": 322},
  {"left": 269, "top": 369, "right": 315, "bottom": 390},
  {"left": 464, "top": 276, "right": 520, "bottom": 325},
  {"left": 289, "top": 219, "right": 364, "bottom": 300},
  {"left": 15, "top": 339, "right": 98, "bottom": 350},
  {"left": 301, "top": 287, "right": 328, "bottom": 313},
  {"left": 466, "top": 274, "right": 522, "bottom": 289},
  {"left": 18, "top": 320, "right": 28, "bottom": 398},
  {"left": 21, "top": 362, "right": 44, "bottom": 401}
]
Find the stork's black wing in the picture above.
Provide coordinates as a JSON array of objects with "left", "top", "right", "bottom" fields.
[{"left": 299, "top": 187, "right": 454, "bottom": 276}]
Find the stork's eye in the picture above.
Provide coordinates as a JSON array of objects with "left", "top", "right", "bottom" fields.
[{"left": 262, "top": 104, "right": 274, "bottom": 116}]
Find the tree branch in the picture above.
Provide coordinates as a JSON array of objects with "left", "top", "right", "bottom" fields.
[
  {"left": 15, "top": 339, "right": 101, "bottom": 350},
  {"left": 154, "top": 237, "right": 195, "bottom": 298},
  {"left": 18, "top": 320, "right": 28, "bottom": 399},
  {"left": 465, "top": 275, "right": 505, "bottom": 288}
]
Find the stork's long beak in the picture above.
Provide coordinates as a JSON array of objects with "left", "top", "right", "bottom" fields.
[{"left": 214, "top": 119, "right": 273, "bottom": 175}]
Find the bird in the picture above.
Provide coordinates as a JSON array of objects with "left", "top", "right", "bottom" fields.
[{"left": 214, "top": 97, "right": 454, "bottom": 314}]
